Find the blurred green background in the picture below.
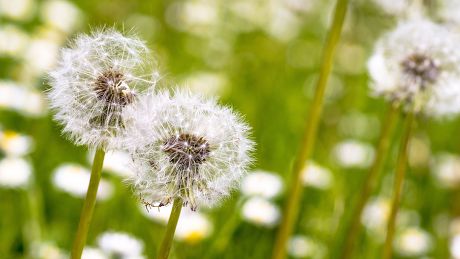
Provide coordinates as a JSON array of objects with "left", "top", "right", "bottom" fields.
[{"left": 1, "top": 0, "right": 460, "bottom": 258}]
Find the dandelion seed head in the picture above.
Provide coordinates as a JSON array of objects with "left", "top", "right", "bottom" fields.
[
  {"left": 48, "top": 28, "right": 156, "bottom": 149},
  {"left": 124, "top": 90, "right": 254, "bottom": 210},
  {"left": 368, "top": 19, "right": 460, "bottom": 117}
]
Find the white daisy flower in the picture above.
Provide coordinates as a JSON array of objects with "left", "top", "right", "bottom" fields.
[
  {"left": 97, "top": 231, "right": 144, "bottom": 258},
  {"left": 0, "top": 130, "right": 33, "bottom": 157},
  {"left": 368, "top": 19, "right": 460, "bottom": 117},
  {"left": 301, "top": 161, "right": 333, "bottom": 190},
  {"left": 0, "top": 157, "right": 32, "bottom": 189},
  {"left": 240, "top": 170, "right": 283, "bottom": 199},
  {"left": 82, "top": 247, "right": 108, "bottom": 259},
  {"left": 124, "top": 90, "right": 253, "bottom": 210},
  {"left": 241, "top": 197, "right": 280, "bottom": 227},
  {"left": 52, "top": 164, "right": 113, "bottom": 200},
  {"left": 333, "top": 140, "right": 374, "bottom": 169},
  {"left": 431, "top": 153, "right": 460, "bottom": 188},
  {"left": 394, "top": 227, "right": 432, "bottom": 257},
  {"left": 48, "top": 28, "right": 157, "bottom": 149},
  {"left": 451, "top": 234, "right": 460, "bottom": 259}
]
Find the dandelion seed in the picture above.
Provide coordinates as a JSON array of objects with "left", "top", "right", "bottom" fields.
[
  {"left": 48, "top": 28, "right": 156, "bottom": 149},
  {"left": 124, "top": 90, "right": 253, "bottom": 210},
  {"left": 368, "top": 19, "right": 460, "bottom": 116}
]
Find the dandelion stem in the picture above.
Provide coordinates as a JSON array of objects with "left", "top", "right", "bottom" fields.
[
  {"left": 271, "top": 0, "right": 348, "bottom": 258},
  {"left": 157, "top": 198, "right": 183, "bottom": 259},
  {"left": 70, "top": 148, "right": 105, "bottom": 259},
  {"left": 340, "top": 104, "right": 399, "bottom": 259},
  {"left": 382, "top": 112, "right": 415, "bottom": 259}
]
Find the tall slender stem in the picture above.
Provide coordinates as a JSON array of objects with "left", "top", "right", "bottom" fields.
[
  {"left": 157, "top": 198, "right": 183, "bottom": 259},
  {"left": 70, "top": 148, "right": 105, "bottom": 259},
  {"left": 382, "top": 112, "right": 415, "bottom": 259},
  {"left": 340, "top": 105, "right": 399, "bottom": 259},
  {"left": 271, "top": 0, "right": 348, "bottom": 258}
]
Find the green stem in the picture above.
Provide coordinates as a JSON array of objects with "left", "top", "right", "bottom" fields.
[
  {"left": 70, "top": 148, "right": 105, "bottom": 259},
  {"left": 382, "top": 112, "right": 415, "bottom": 259},
  {"left": 271, "top": 0, "right": 349, "bottom": 258},
  {"left": 157, "top": 198, "right": 183, "bottom": 259},
  {"left": 340, "top": 105, "right": 399, "bottom": 259}
]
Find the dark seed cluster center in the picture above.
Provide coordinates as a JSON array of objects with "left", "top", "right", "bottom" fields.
[
  {"left": 94, "top": 70, "right": 135, "bottom": 107},
  {"left": 401, "top": 53, "right": 440, "bottom": 89},
  {"left": 163, "top": 133, "right": 211, "bottom": 170}
]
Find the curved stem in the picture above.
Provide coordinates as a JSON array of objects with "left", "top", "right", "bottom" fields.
[
  {"left": 70, "top": 148, "right": 105, "bottom": 259},
  {"left": 340, "top": 105, "right": 399, "bottom": 259},
  {"left": 157, "top": 198, "right": 183, "bottom": 259},
  {"left": 382, "top": 112, "right": 415, "bottom": 259},
  {"left": 271, "top": 0, "right": 349, "bottom": 258}
]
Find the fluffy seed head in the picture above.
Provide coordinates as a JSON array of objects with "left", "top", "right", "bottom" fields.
[
  {"left": 124, "top": 90, "right": 254, "bottom": 210},
  {"left": 48, "top": 28, "right": 157, "bottom": 149},
  {"left": 368, "top": 19, "right": 460, "bottom": 117}
]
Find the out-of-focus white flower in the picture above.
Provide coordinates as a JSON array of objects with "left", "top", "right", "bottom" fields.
[
  {"left": 140, "top": 203, "right": 213, "bottom": 243},
  {"left": 0, "top": 81, "right": 47, "bottom": 117},
  {"left": 175, "top": 211, "right": 213, "bottom": 243},
  {"left": 395, "top": 227, "right": 432, "bottom": 257},
  {"left": 362, "top": 197, "right": 418, "bottom": 242},
  {"left": 288, "top": 235, "right": 325, "bottom": 258},
  {"left": 182, "top": 72, "right": 228, "bottom": 96},
  {"left": 241, "top": 197, "right": 280, "bottom": 227},
  {"left": 0, "top": 130, "right": 33, "bottom": 156},
  {"left": 88, "top": 150, "right": 133, "bottom": 178},
  {"left": 451, "top": 234, "right": 460, "bottom": 259},
  {"left": 301, "top": 161, "right": 333, "bottom": 190},
  {"left": 48, "top": 28, "right": 156, "bottom": 150},
  {"left": 438, "top": 0, "right": 460, "bottom": 26},
  {"left": 125, "top": 91, "right": 253, "bottom": 210},
  {"left": 0, "top": 157, "right": 32, "bottom": 188},
  {"left": 241, "top": 170, "right": 283, "bottom": 199},
  {"left": 24, "top": 36, "right": 60, "bottom": 76},
  {"left": 432, "top": 153, "right": 460, "bottom": 188},
  {"left": 36, "top": 242, "right": 66, "bottom": 259},
  {"left": 371, "top": 0, "right": 410, "bottom": 16},
  {"left": 0, "top": 25, "right": 30, "bottom": 57},
  {"left": 82, "top": 247, "right": 108, "bottom": 259},
  {"left": 361, "top": 197, "right": 390, "bottom": 236},
  {"left": 0, "top": 0, "right": 35, "bottom": 21},
  {"left": 52, "top": 164, "right": 113, "bottom": 200},
  {"left": 368, "top": 19, "right": 460, "bottom": 117},
  {"left": 333, "top": 140, "right": 374, "bottom": 168},
  {"left": 266, "top": 0, "right": 301, "bottom": 42},
  {"left": 97, "top": 231, "right": 144, "bottom": 258},
  {"left": 40, "top": 0, "right": 83, "bottom": 34},
  {"left": 166, "top": 1, "right": 219, "bottom": 37}
]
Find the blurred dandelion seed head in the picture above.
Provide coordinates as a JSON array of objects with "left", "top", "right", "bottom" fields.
[
  {"left": 125, "top": 90, "right": 254, "bottom": 210},
  {"left": 368, "top": 19, "right": 460, "bottom": 116},
  {"left": 241, "top": 197, "right": 280, "bottom": 227},
  {"left": 48, "top": 28, "right": 156, "bottom": 149},
  {"left": 241, "top": 170, "right": 283, "bottom": 199},
  {"left": 97, "top": 231, "right": 144, "bottom": 258}
]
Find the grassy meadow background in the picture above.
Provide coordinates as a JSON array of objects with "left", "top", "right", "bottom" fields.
[{"left": 1, "top": 0, "right": 459, "bottom": 258}]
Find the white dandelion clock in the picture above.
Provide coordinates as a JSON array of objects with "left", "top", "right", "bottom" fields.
[
  {"left": 48, "top": 28, "right": 157, "bottom": 149},
  {"left": 124, "top": 90, "right": 253, "bottom": 210},
  {"left": 368, "top": 19, "right": 460, "bottom": 117}
]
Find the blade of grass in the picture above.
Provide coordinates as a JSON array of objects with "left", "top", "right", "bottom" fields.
[
  {"left": 382, "top": 112, "right": 415, "bottom": 259},
  {"left": 340, "top": 104, "right": 399, "bottom": 259},
  {"left": 271, "top": 0, "right": 349, "bottom": 258},
  {"left": 70, "top": 148, "right": 105, "bottom": 259}
]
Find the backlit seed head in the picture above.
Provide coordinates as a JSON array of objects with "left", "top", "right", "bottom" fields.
[
  {"left": 368, "top": 19, "right": 460, "bottom": 117},
  {"left": 123, "top": 90, "right": 254, "bottom": 210},
  {"left": 48, "top": 28, "right": 157, "bottom": 149}
]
